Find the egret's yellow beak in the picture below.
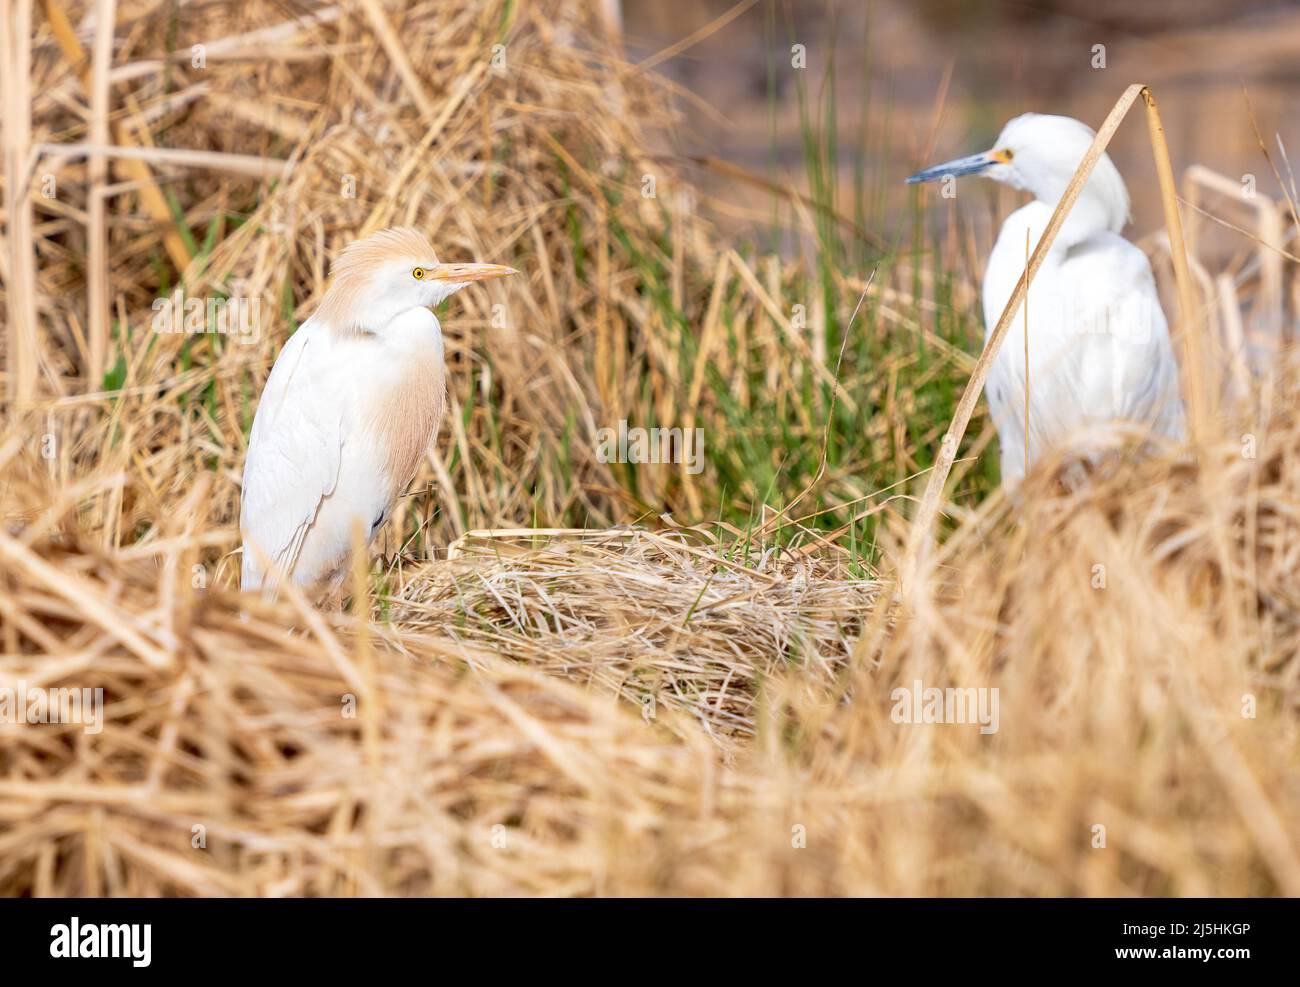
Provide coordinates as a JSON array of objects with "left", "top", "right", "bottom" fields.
[{"left": 428, "top": 263, "right": 519, "bottom": 282}]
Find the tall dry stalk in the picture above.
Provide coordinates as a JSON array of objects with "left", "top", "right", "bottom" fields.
[
  {"left": 1, "top": 0, "right": 38, "bottom": 406},
  {"left": 87, "top": 0, "right": 117, "bottom": 386}
]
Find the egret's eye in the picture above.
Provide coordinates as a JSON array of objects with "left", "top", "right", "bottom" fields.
[
  {"left": 412, "top": 267, "right": 426, "bottom": 280},
  {"left": 999, "top": 148, "right": 1014, "bottom": 162}
]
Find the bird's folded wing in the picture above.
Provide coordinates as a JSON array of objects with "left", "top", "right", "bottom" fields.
[
  {"left": 1056, "top": 234, "right": 1184, "bottom": 435},
  {"left": 240, "top": 321, "right": 347, "bottom": 585}
]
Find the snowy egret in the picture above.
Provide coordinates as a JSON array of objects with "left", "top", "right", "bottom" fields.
[
  {"left": 907, "top": 113, "right": 1185, "bottom": 486},
  {"left": 240, "top": 227, "right": 517, "bottom": 597}
]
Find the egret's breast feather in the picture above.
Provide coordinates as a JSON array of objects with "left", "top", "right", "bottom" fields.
[{"left": 365, "top": 350, "right": 446, "bottom": 503}]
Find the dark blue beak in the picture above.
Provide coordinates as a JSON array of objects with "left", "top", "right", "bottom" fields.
[{"left": 906, "top": 151, "right": 998, "bottom": 185}]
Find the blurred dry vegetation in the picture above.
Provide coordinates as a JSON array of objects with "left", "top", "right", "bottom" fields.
[{"left": 0, "top": 0, "right": 1299, "bottom": 896}]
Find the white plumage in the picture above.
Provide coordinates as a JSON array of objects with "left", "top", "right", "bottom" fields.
[
  {"left": 240, "top": 227, "right": 516, "bottom": 597},
  {"left": 908, "top": 113, "right": 1185, "bottom": 486}
]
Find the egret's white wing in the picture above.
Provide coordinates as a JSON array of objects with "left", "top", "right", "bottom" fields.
[
  {"left": 983, "top": 207, "right": 1184, "bottom": 484},
  {"left": 239, "top": 319, "right": 347, "bottom": 591},
  {"left": 1054, "top": 233, "right": 1185, "bottom": 439}
]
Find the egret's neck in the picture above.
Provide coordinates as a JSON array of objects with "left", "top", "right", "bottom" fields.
[
  {"left": 377, "top": 306, "right": 444, "bottom": 362},
  {"left": 1022, "top": 166, "right": 1128, "bottom": 249},
  {"left": 320, "top": 293, "right": 432, "bottom": 338},
  {"left": 361, "top": 298, "right": 426, "bottom": 334},
  {"left": 317, "top": 283, "right": 413, "bottom": 337},
  {"left": 1046, "top": 188, "right": 1116, "bottom": 249}
]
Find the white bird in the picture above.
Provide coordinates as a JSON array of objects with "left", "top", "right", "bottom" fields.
[
  {"left": 907, "top": 113, "right": 1185, "bottom": 486},
  {"left": 240, "top": 227, "right": 516, "bottom": 598}
]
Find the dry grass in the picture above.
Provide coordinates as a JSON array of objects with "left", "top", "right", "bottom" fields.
[
  {"left": 4, "top": 407, "right": 1300, "bottom": 896},
  {"left": 1, "top": 0, "right": 1299, "bottom": 897},
  {"left": 392, "top": 526, "right": 878, "bottom": 750}
]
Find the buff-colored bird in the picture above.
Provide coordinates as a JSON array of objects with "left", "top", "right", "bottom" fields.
[{"left": 240, "top": 227, "right": 516, "bottom": 597}]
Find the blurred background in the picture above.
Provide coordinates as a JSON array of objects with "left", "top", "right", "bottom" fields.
[{"left": 623, "top": 0, "right": 1300, "bottom": 241}]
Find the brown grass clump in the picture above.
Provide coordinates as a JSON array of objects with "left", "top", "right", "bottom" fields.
[
  {"left": 4, "top": 394, "right": 1300, "bottom": 896},
  {"left": 391, "top": 525, "right": 878, "bottom": 749}
]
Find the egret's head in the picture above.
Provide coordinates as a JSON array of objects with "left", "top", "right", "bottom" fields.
[
  {"left": 316, "top": 226, "right": 517, "bottom": 334},
  {"left": 906, "top": 113, "right": 1129, "bottom": 234}
]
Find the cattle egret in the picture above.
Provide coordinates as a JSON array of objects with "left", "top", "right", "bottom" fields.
[
  {"left": 907, "top": 113, "right": 1185, "bottom": 486},
  {"left": 240, "top": 227, "right": 517, "bottom": 597}
]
